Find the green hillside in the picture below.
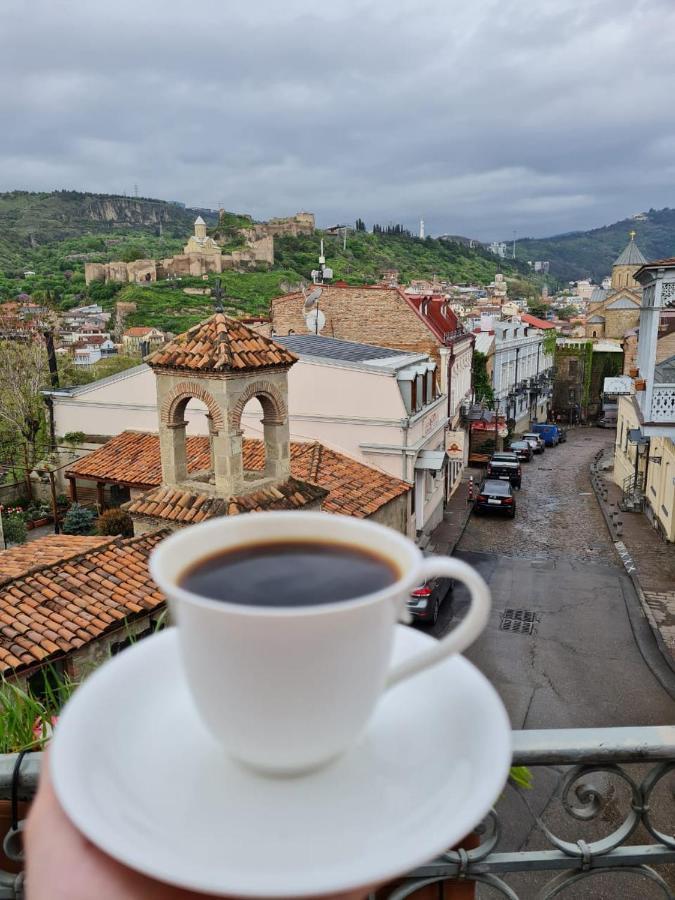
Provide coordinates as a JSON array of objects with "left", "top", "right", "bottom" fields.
[
  {"left": 275, "top": 231, "right": 525, "bottom": 285},
  {"left": 515, "top": 207, "right": 675, "bottom": 283},
  {"left": 0, "top": 190, "right": 533, "bottom": 331}
]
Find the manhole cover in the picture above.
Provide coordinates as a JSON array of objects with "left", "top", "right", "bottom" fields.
[{"left": 500, "top": 609, "right": 537, "bottom": 635}]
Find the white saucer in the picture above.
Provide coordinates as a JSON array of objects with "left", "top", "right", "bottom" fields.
[{"left": 51, "top": 626, "right": 511, "bottom": 898}]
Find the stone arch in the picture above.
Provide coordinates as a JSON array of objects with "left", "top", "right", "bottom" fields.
[
  {"left": 161, "top": 381, "right": 224, "bottom": 429},
  {"left": 229, "top": 380, "right": 288, "bottom": 430}
]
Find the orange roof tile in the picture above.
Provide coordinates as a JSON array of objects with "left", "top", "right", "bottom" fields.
[
  {"left": 146, "top": 313, "right": 297, "bottom": 372},
  {"left": 66, "top": 431, "right": 411, "bottom": 518},
  {"left": 0, "top": 532, "right": 167, "bottom": 676},
  {"left": 0, "top": 535, "right": 113, "bottom": 585},
  {"left": 125, "top": 478, "right": 327, "bottom": 522}
]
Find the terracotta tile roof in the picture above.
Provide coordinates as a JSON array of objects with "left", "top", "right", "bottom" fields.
[
  {"left": 66, "top": 431, "right": 411, "bottom": 518},
  {"left": 521, "top": 313, "right": 557, "bottom": 330},
  {"left": 66, "top": 431, "right": 211, "bottom": 486},
  {"left": 0, "top": 532, "right": 167, "bottom": 675},
  {"left": 125, "top": 477, "right": 327, "bottom": 523},
  {"left": 124, "top": 326, "right": 160, "bottom": 337},
  {"left": 146, "top": 313, "right": 297, "bottom": 372},
  {"left": 0, "top": 535, "right": 113, "bottom": 586}
]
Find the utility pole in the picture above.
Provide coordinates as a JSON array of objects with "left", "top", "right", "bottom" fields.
[
  {"left": 512, "top": 230, "right": 516, "bottom": 259},
  {"left": 0, "top": 508, "right": 4, "bottom": 550},
  {"left": 49, "top": 470, "right": 60, "bottom": 534}
]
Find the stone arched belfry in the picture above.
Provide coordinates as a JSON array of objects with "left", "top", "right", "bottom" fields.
[{"left": 147, "top": 313, "right": 298, "bottom": 498}]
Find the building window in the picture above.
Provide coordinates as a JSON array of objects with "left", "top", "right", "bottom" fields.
[
  {"left": 411, "top": 378, "right": 417, "bottom": 412},
  {"left": 569, "top": 389, "right": 576, "bottom": 402},
  {"left": 592, "top": 330, "right": 597, "bottom": 338},
  {"left": 410, "top": 485, "right": 416, "bottom": 516},
  {"left": 568, "top": 359, "right": 578, "bottom": 376}
]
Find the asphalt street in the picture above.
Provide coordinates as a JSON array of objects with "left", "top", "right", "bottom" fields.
[{"left": 422, "top": 428, "right": 674, "bottom": 898}]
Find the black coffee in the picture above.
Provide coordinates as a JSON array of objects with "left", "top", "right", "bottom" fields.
[{"left": 179, "top": 540, "right": 398, "bottom": 608}]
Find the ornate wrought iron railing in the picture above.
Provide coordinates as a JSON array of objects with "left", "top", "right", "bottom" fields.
[
  {"left": 381, "top": 726, "right": 675, "bottom": 899},
  {"left": 0, "top": 726, "right": 673, "bottom": 899},
  {"left": 651, "top": 384, "right": 675, "bottom": 423}
]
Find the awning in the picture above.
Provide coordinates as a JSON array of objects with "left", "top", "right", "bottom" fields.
[{"left": 414, "top": 450, "right": 447, "bottom": 472}]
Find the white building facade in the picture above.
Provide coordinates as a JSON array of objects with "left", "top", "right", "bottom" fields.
[
  {"left": 46, "top": 335, "right": 452, "bottom": 535},
  {"left": 492, "top": 320, "right": 554, "bottom": 432}
]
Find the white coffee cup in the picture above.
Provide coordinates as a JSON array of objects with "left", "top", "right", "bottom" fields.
[{"left": 150, "top": 510, "right": 490, "bottom": 776}]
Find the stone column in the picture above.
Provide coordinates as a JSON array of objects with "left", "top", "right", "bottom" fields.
[
  {"left": 213, "top": 429, "right": 244, "bottom": 495},
  {"left": 263, "top": 418, "right": 291, "bottom": 480},
  {"left": 159, "top": 422, "right": 188, "bottom": 485}
]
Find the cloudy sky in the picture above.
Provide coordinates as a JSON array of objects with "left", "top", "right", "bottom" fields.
[{"left": 2, "top": 0, "right": 674, "bottom": 240}]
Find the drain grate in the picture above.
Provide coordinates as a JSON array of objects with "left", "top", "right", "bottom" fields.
[{"left": 500, "top": 609, "right": 537, "bottom": 635}]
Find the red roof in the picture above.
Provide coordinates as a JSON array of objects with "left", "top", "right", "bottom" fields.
[
  {"left": 521, "top": 313, "right": 556, "bottom": 330},
  {"left": 405, "top": 295, "right": 468, "bottom": 344}
]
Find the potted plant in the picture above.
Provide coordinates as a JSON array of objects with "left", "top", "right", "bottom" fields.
[
  {"left": 0, "top": 672, "right": 78, "bottom": 872},
  {"left": 629, "top": 366, "right": 639, "bottom": 377},
  {"left": 634, "top": 378, "right": 646, "bottom": 391}
]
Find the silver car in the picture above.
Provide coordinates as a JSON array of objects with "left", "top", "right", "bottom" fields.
[{"left": 522, "top": 432, "right": 545, "bottom": 453}]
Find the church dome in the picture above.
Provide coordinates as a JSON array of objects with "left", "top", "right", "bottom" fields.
[{"left": 613, "top": 234, "right": 646, "bottom": 267}]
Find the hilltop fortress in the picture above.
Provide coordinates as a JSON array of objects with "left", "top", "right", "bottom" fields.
[{"left": 84, "top": 211, "right": 314, "bottom": 285}]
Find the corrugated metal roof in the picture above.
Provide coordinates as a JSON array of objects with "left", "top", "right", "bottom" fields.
[
  {"left": 474, "top": 332, "right": 495, "bottom": 355},
  {"left": 274, "top": 333, "right": 408, "bottom": 362},
  {"left": 654, "top": 353, "right": 675, "bottom": 384}
]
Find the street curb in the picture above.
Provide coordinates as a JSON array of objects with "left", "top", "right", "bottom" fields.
[
  {"left": 589, "top": 452, "right": 675, "bottom": 691},
  {"left": 449, "top": 497, "right": 474, "bottom": 557}
]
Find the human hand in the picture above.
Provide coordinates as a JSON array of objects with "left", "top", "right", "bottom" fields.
[{"left": 25, "top": 753, "right": 372, "bottom": 899}]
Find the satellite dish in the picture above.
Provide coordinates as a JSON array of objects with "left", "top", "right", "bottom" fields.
[
  {"left": 303, "top": 287, "right": 322, "bottom": 311},
  {"left": 305, "top": 309, "right": 326, "bottom": 334}
]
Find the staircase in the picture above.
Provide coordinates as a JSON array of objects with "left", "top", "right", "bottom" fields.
[{"left": 621, "top": 472, "right": 645, "bottom": 512}]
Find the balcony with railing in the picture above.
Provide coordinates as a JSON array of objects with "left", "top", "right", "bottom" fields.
[{"left": 3, "top": 725, "right": 673, "bottom": 899}]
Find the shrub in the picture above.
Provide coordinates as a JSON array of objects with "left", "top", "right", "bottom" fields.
[
  {"left": 63, "top": 431, "right": 85, "bottom": 445},
  {"left": 2, "top": 513, "right": 27, "bottom": 546},
  {"left": 62, "top": 503, "right": 96, "bottom": 535},
  {"left": 96, "top": 508, "right": 133, "bottom": 537}
]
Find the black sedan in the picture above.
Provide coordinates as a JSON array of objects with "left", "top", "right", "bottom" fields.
[
  {"left": 407, "top": 577, "right": 453, "bottom": 627},
  {"left": 474, "top": 479, "right": 517, "bottom": 518},
  {"left": 508, "top": 440, "right": 534, "bottom": 462}
]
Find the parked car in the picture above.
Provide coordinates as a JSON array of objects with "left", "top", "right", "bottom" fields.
[
  {"left": 529, "top": 423, "right": 561, "bottom": 447},
  {"left": 509, "top": 440, "right": 534, "bottom": 462},
  {"left": 522, "top": 432, "right": 545, "bottom": 453},
  {"left": 557, "top": 427, "right": 568, "bottom": 443},
  {"left": 491, "top": 451, "right": 519, "bottom": 463},
  {"left": 596, "top": 417, "right": 616, "bottom": 429},
  {"left": 487, "top": 456, "right": 522, "bottom": 489},
  {"left": 407, "top": 577, "right": 453, "bottom": 626},
  {"left": 474, "top": 479, "right": 517, "bottom": 518}
]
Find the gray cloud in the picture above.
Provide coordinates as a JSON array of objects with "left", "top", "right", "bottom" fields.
[{"left": 1, "top": 0, "right": 674, "bottom": 239}]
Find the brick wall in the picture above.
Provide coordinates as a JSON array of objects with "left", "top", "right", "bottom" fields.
[
  {"left": 271, "top": 286, "right": 442, "bottom": 362},
  {"left": 605, "top": 308, "right": 640, "bottom": 339}
]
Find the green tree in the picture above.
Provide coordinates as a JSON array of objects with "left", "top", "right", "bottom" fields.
[
  {"left": 557, "top": 305, "right": 578, "bottom": 320},
  {"left": 472, "top": 350, "right": 494, "bottom": 404},
  {"left": 0, "top": 341, "right": 49, "bottom": 487},
  {"left": 62, "top": 503, "right": 96, "bottom": 535},
  {"left": 355, "top": 218, "right": 366, "bottom": 232}
]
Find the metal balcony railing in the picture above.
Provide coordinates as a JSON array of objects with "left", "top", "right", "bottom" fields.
[{"left": 0, "top": 726, "right": 673, "bottom": 899}]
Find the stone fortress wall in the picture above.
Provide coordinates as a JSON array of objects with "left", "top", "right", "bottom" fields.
[{"left": 85, "top": 211, "right": 314, "bottom": 285}]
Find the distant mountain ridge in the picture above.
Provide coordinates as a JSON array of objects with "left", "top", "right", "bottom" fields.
[{"left": 513, "top": 207, "right": 675, "bottom": 283}]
